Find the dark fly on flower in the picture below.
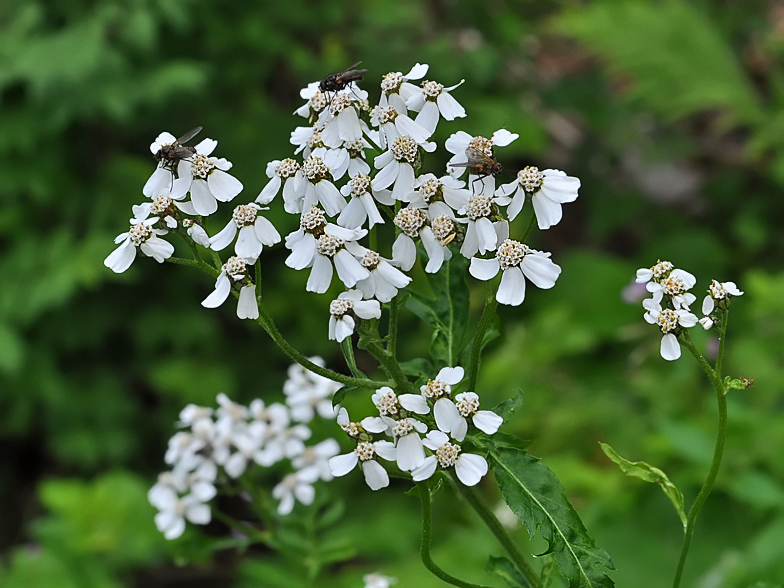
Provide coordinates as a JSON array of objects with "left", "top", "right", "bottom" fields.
[
  {"left": 154, "top": 126, "right": 202, "bottom": 171},
  {"left": 449, "top": 147, "right": 503, "bottom": 193},
  {"left": 319, "top": 61, "right": 369, "bottom": 94}
]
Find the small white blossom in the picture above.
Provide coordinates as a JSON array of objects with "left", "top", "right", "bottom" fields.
[
  {"left": 646, "top": 268, "right": 697, "bottom": 310},
  {"left": 469, "top": 239, "right": 561, "bottom": 306},
  {"left": 171, "top": 139, "right": 244, "bottom": 216},
  {"left": 328, "top": 290, "right": 382, "bottom": 343},
  {"left": 324, "top": 137, "right": 374, "bottom": 181},
  {"left": 391, "top": 207, "right": 451, "bottom": 274},
  {"left": 379, "top": 63, "right": 429, "bottom": 113},
  {"left": 411, "top": 430, "right": 488, "bottom": 486},
  {"left": 406, "top": 78, "right": 467, "bottom": 134},
  {"left": 338, "top": 172, "right": 387, "bottom": 229},
  {"left": 372, "top": 135, "right": 427, "bottom": 202},
  {"left": 104, "top": 214, "right": 174, "bottom": 273},
  {"left": 201, "top": 256, "right": 259, "bottom": 319},
  {"left": 643, "top": 299, "right": 699, "bottom": 361},
  {"left": 257, "top": 159, "right": 306, "bottom": 214},
  {"left": 370, "top": 104, "right": 435, "bottom": 151},
  {"left": 459, "top": 194, "right": 509, "bottom": 258},
  {"left": 434, "top": 391, "right": 503, "bottom": 442},
  {"left": 283, "top": 360, "right": 342, "bottom": 423},
  {"left": 372, "top": 386, "right": 430, "bottom": 417},
  {"left": 363, "top": 573, "right": 397, "bottom": 588},
  {"left": 446, "top": 129, "right": 519, "bottom": 194},
  {"left": 410, "top": 173, "right": 470, "bottom": 212},
  {"left": 209, "top": 203, "right": 281, "bottom": 262},
  {"left": 346, "top": 244, "right": 412, "bottom": 303},
  {"left": 292, "top": 438, "right": 341, "bottom": 481},
  {"left": 152, "top": 488, "right": 212, "bottom": 540},
  {"left": 272, "top": 468, "right": 320, "bottom": 515},
  {"left": 495, "top": 167, "right": 580, "bottom": 228},
  {"left": 702, "top": 280, "right": 744, "bottom": 315},
  {"left": 635, "top": 260, "right": 674, "bottom": 285},
  {"left": 329, "top": 438, "right": 397, "bottom": 491}
]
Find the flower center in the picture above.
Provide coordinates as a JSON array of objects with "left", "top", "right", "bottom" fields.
[
  {"left": 306, "top": 132, "right": 324, "bottom": 151},
  {"left": 361, "top": 250, "right": 381, "bottom": 270},
  {"left": 309, "top": 92, "right": 327, "bottom": 113},
  {"left": 316, "top": 234, "right": 344, "bottom": 257},
  {"left": 431, "top": 215, "right": 456, "bottom": 244},
  {"left": 418, "top": 178, "right": 441, "bottom": 202},
  {"left": 662, "top": 275, "right": 688, "bottom": 296},
  {"left": 518, "top": 166, "right": 544, "bottom": 191},
  {"left": 373, "top": 389, "right": 399, "bottom": 416},
  {"left": 455, "top": 396, "right": 479, "bottom": 417},
  {"left": 467, "top": 136, "right": 493, "bottom": 158},
  {"left": 300, "top": 206, "right": 327, "bottom": 233},
  {"left": 151, "top": 195, "right": 173, "bottom": 216},
  {"left": 422, "top": 379, "right": 450, "bottom": 400},
  {"left": 435, "top": 442, "right": 461, "bottom": 468},
  {"left": 394, "top": 207, "right": 427, "bottom": 238},
  {"left": 223, "top": 256, "right": 248, "bottom": 280},
  {"left": 232, "top": 204, "right": 258, "bottom": 228},
  {"left": 345, "top": 139, "right": 365, "bottom": 158},
  {"left": 341, "top": 420, "right": 360, "bottom": 437},
  {"left": 129, "top": 222, "right": 153, "bottom": 246},
  {"left": 465, "top": 194, "right": 493, "bottom": 220},
  {"left": 276, "top": 158, "right": 300, "bottom": 179},
  {"left": 391, "top": 135, "right": 419, "bottom": 164},
  {"left": 330, "top": 298, "right": 353, "bottom": 316},
  {"left": 355, "top": 442, "right": 375, "bottom": 461},
  {"left": 376, "top": 105, "right": 398, "bottom": 125},
  {"left": 330, "top": 94, "right": 353, "bottom": 115},
  {"left": 303, "top": 155, "right": 329, "bottom": 183},
  {"left": 709, "top": 280, "right": 727, "bottom": 299},
  {"left": 496, "top": 239, "right": 528, "bottom": 270},
  {"left": 652, "top": 260, "right": 674, "bottom": 280},
  {"left": 657, "top": 309, "right": 679, "bottom": 333},
  {"left": 381, "top": 72, "right": 403, "bottom": 93},
  {"left": 348, "top": 173, "right": 372, "bottom": 197},
  {"left": 191, "top": 154, "right": 215, "bottom": 179},
  {"left": 393, "top": 419, "right": 414, "bottom": 437},
  {"left": 422, "top": 80, "right": 444, "bottom": 100}
]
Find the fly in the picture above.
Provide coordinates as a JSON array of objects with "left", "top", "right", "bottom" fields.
[
  {"left": 319, "top": 61, "right": 368, "bottom": 94},
  {"left": 449, "top": 146, "right": 503, "bottom": 193},
  {"left": 154, "top": 126, "right": 202, "bottom": 170}
]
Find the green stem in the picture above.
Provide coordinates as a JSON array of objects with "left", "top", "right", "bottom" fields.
[
  {"left": 212, "top": 510, "right": 272, "bottom": 545},
  {"left": 358, "top": 331, "right": 414, "bottom": 394},
  {"left": 520, "top": 207, "right": 537, "bottom": 243},
  {"left": 340, "top": 338, "right": 366, "bottom": 380},
  {"left": 672, "top": 321, "right": 729, "bottom": 588},
  {"left": 467, "top": 281, "right": 499, "bottom": 391},
  {"left": 417, "top": 480, "right": 493, "bottom": 588},
  {"left": 448, "top": 474, "right": 542, "bottom": 588},
  {"left": 166, "top": 255, "right": 218, "bottom": 276},
  {"left": 387, "top": 297, "right": 399, "bottom": 357},
  {"left": 255, "top": 304, "right": 386, "bottom": 389}
]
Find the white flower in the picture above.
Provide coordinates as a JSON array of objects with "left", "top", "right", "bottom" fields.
[
  {"left": 272, "top": 468, "right": 320, "bottom": 515},
  {"left": 104, "top": 214, "right": 174, "bottom": 273},
  {"left": 433, "top": 391, "right": 503, "bottom": 442},
  {"left": 329, "top": 290, "right": 382, "bottom": 343},
  {"left": 446, "top": 129, "right": 519, "bottom": 194},
  {"left": 411, "top": 430, "right": 488, "bottom": 487},
  {"left": 292, "top": 155, "right": 347, "bottom": 217},
  {"left": 337, "top": 172, "right": 387, "bottom": 229},
  {"left": 702, "top": 279, "right": 744, "bottom": 315},
  {"left": 201, "top": 256, "right": 259, "bottom": 320},
  {"left": 635, "top": 260, "right": 674, "bottom": 285},
  {"left": 291, "top": 125, "right": 328, "bottom": 158},
  {"left": 257, "top": 159, "right": 306, "bottom": 214},
  {"left": 152, "top": 488, "right": 212, "bottom": 540},
  {"left": 171, "top": 139, "right": 244, "bottom": 216},
  {"left": 459, "top": 194, "right": 509, "bottom": 258},
  {"left": 643, "top": 299, "right": 699, "bottom": 360},
  {"left": 406, "top": 78, "right": 467, "bottom": 134},
  {"left": 324, "top": 137, "right": 374, "bottom": 181},
  {"left": 148, "top": 460, "right": 218, "bottom": 510},
  {"left": 370, "top": 105, "right": 435, "bottom": 151},
  {"left": 410, "top": 173, "right": 470, "bottom": 213},
  {"left": 294, "top": 82, "right": 329, "bottom": 119},
  {"left": 346, "top": 245, "right": 412, "bottom": 303},
  {"left": 143, "top": 130, "right": 199, "bottom": 198},
  {"left": 495, "top": 167, "right": 580, "bottom": 228},
  {"left": 391, "top": 207, "right": 450, "bottom": 274},
  {"left": 292, "top": 438, "right": 341, "bottom": 481},
  {"left": 363, "top": 573, "right": 397, "bottom": 588},
  {"left": 319, "top": 93, "right": 365, "bottom": 148},
  {"left": 209, "top": 203, "right": 281, "bottom": 262},
  {"left": 646, "top": 268, "right": 697, "bottom": 310},
  {"left": 329, "top": 439, "right": 397, "bottom": 491},
  {"left": 469, "top": 239, "right": 561, "bottom": 306},
  {"left": 387, "top": 416, "right": 429, "bottom": 472},
  {"left": 379, "top": 63, "right": 429, "bottom": 113},
  {"left": 372, "top": 386, "right": 430, "bottom": 417},
  {"left": 183, "top": 219, "right": 211, "bottom": 248},
  {"left": 372, "top": 135, "right": 427, "bottom": 202},
  {"left": 283, "top": 360, "right": 342, "bottom": 423}
]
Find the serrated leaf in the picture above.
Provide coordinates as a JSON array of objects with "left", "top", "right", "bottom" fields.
[
  {"left": 481, "top": 432, "right": 533, "bottom": 451},
  {"left": 493, "top": 389, "right": 525, "bottom": 422},
  {"left": 599, "top": 443, "right": 687, "bottom": 528},
  {"left": 405, "top": 255, "right": 470, "bottom": 367},
  {"left": 486, "top": 555, "right": 529, "bottom": 588},
  {"left": 492, "top": 448, "right": 615, "bottom": 588}
]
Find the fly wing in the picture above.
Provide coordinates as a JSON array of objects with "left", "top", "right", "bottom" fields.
[
  {"left": 175, "top": 126, "right": 203, "bottom": 146},
  {"left": 170, "top": 145, "right": 196, "bottom": 159},
  {"left": 464, "top": 146, "right": 492, "bottom": 166},
  {"left": 337, "top": 61, "right": 363, "bottom": 75}
]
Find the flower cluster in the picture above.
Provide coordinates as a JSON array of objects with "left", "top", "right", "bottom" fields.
[
  {"left": 148, "top": 361, "right": 341, "bottom": 539},
  {"left": 635, "top": 260, "right": 743, "bottom": 360},
  {"left": 328, "top": 366, "right": 502, "bottom": 489}
]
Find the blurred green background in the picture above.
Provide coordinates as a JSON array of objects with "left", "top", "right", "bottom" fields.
[{"left": 2, "top": 0, "right": 784, "bottom": 586}]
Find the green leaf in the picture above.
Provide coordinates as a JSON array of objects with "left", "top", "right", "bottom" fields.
[
  {"left": 405, "top": 255, "right": 470, "bottom": 367},
  {"left": 486, "top": 555, "right": 528, "bottom": 588},
  {"left": 331, "top": 385, "right": 358, "bottom": 407},
  {"left": 493, "top": 389, "right": 525, "bottom": 422},
  {"left": 399, "top": 357, "right": 435, "bottom": 379},
  {"left": 481, "top": 432, "right": 533, "bottom": 451},
  {"left": 599, "top": 442, "right": 687, "bottom": 529},
  {"left": 492, "top": 448, "right": 615, "bottom": 588}
]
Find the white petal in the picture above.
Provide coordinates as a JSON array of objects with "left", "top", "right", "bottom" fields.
[
  {"left": 660, "top": 333, "right": 681, "bottom": 361},
  {"left": 373, "top": 440, "right": 397, "bottom": 461},
  {"left": 316, "top": 180, "right": 347, "bottom": 217},
  {"left": 334, "top": 250, "right": 370, "bottom": 288},
  {"left": 392, "top": 234, "right": 416, "bottom": 271},
  {"left": 702, "top": 296, "right": 715, "bottom": 315},
  {"left": 497, "top": 267, "right": 526, "bottom": 306},
  {"left": 398, "top": 394, "right": 430, "bottom": 414},
  {"left": 208, "top": 170, "right": 243, "bottom": 202},
  {"left": 414, "top": 101, "right": 440, "bottom": 135},
  {"left": 190, "top": 180, "right": 218, "bottom": 216},
  {"left": 469, "top": 257, "right": 501, "bottom": 281},
  {"left": 520, "top": 254, "right": 561, "bottom": 289},
  {"left": 491, "top": 129, "right": 519, "bottom": 147},
  {"left": 396, "top": 433, "right": 425, "bottom": 472},
  {"left": 334, "top": 315, "right": 355, "bottom": 342},
  {"left": 473, "top": 410, "right": 503, "bottom": 435},
  {"left": 254, "top": 216, "right": 281, "bottom": 246},
  {"left": 532, "top": 192, "right": 564, "bottom": 230},
  {"left": 235, "top": 225, "right": 262, "bottom": 260},
  {"left": 306, "top": 254, "right": 334, "bottom": 293},
  {"left": 104, "top": 241, "right": 136, "bottom": 273},
  {"left": 257, "top": 175, "right": 281, "bottom": 205},
  {"left": 202, "top": 274, "right": 231, "bottom": 308},
  {"left": 329, "top": 452, "right": 358, "bottom": 477},
  {"left": 237, "top": 285, "right": 259, "bottom": 319},
  {"left": 411, "top": 455, "right": 438, "bottom": 481},
  {"left": 143, "top": 167, "right": 173, "bottom": 198},
  {"left": 361, "top": 460, "right": 389, "bottom": 490},
  {"left": 455, "top": 454, "right": 488, "bottom": 486},
  {"left": 436, "top": 91, "right": 466, "bottom": 120}
]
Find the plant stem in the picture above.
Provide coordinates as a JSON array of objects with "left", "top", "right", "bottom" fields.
[
  {"left": 672, "top": 321, "right": 729, "bottom": 588},
  {"left": 358, "top": 335, "right": 414, "bottom": 394},
  {"left": 212, "top": 510, "right": 272, "bottom": 545},
  {"left": 520, "top": 208, "right": 537, "bottom": 243},
  {"left": 340, "top": 338, "right": 366, "bottom": 380},
  {"left": 387, "top": 297, "right": 399, "bottom": 356},
  {"left": 417, "top": 480, "right": 493, "bottom": 588},
  {"left": 467, "top": 282, "right": 499, "bottom": 391},
  {"left": 448, "top": 474, "right": 542, "bottom": 588}
]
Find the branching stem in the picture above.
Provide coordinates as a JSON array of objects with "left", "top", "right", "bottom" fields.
[{"left": 467, "top": 281, "right": 499, "bottom": 391}]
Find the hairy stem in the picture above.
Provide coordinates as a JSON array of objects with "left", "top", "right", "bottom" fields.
[
  {"left": 467, "top": 281, "right": 499, "bottom": 391},
  {"left": 418, "top": 480, "right": 493, "bottom": 588},
  {"left": 448, "top": 474, "right": 542, "bottom": 588},
  {"left": 520, "top": 207, "right": 538, "bottom": 243},
  {"left": 672, "top": 320, "right": 729, "bottom": 588},
  {"left": 387, "top": 297, "right": 399, "bottom": 357}
]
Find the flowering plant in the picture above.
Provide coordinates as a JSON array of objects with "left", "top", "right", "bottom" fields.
[{"left": 105, "top": 63, "right": 747, "bottom": 588}]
